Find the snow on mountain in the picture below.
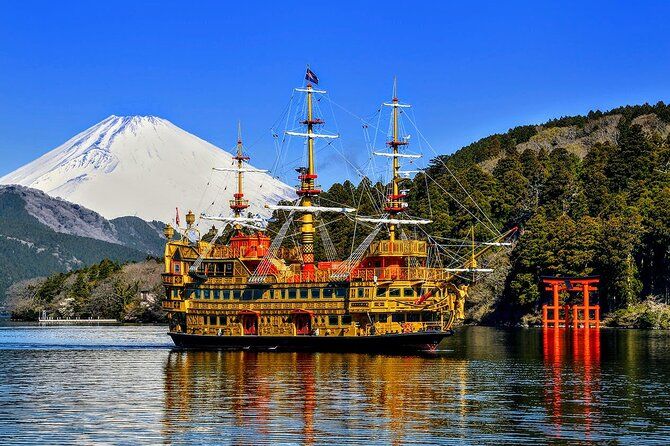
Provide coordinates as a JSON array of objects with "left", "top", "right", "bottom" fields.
[{"left": 0, "top": 115, "right": 295, "bottom": 223}]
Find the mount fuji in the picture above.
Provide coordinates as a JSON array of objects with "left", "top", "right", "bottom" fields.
[{"left": 0, "top": 115, "right": 295, "bottom": 223}]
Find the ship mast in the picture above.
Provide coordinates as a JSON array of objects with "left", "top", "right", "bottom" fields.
[
  {"left": 200, "top": 123, "right": 268, "bottom": 231},
  {"left": 230, "top": 121, "right": 250, "bottom": 231},
  {"left": 297, "top": 82, "right": 320, "bottom": 271},
  {"left": 230, "top": 121, "right": 249, "bottom": 231},
  {"left": 270, "top": 69, "right": 356, "bottom": 271},
  {"left": 384, "top": 78, "right": 410, "bottom": 242}
]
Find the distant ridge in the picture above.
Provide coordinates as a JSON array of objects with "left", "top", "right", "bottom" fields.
[{"left": 0, "top": 185, "right": 164, "bottom": 297}]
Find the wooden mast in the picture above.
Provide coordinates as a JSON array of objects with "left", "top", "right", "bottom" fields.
[
  {"left": 298, "top": 81, "right": 319, "bottom": 272},
  {"left": 230, "top": 121, "right": 250, "bottom": 231},
  {"left": 384, "top": 78, "right": 408, "bottom": 242}
]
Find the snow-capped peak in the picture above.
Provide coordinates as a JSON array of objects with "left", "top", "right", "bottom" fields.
[{"left": 0, "top": 115, "right": 295, "bottom": 223}]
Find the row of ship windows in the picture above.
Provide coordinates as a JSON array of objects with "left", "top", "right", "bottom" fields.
[
  {"left": 202, "top": 315, "right": 355, "bottom": 326},
  {"left": 174, "top": 287, "right": 437, "bottom": 300},
  {"left": 200, "top": 312, "right": 440, "bottom": 326},
  {"left": 179, "top": 287, "right": 348, "bottom": 301}
]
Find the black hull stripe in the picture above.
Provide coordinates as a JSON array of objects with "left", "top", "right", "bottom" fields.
[{"left": 169, "top": 331, "right": 452, "bottom": 353}]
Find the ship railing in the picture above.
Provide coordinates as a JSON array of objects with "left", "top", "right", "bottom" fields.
[
  {"left": 367, "top": 240, "right": 428, "bottom": 257},
  {"left": 208, "top": 246, "right": 247, "bottom": 258},
  {"left": 350, "top": 267, "right": 452, "bottom": 282},
  {"left": 365, "top": 321, "right": 446, "bottom": 335},
  {"left": 162, "top": 273, "right": 184, "bottom": 285},
  {"left": 283, "top": 268, "right": 336, "bottom": 284}
]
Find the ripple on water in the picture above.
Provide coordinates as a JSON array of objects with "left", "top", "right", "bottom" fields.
[{"left": 0, "top": 325, "right": 669, "bottom": 444}]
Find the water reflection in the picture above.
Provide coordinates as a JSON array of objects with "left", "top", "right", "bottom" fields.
[
  {"left": 161, "top": 328, "right": 670, "bottom": 444},
  {"left": 1, "top": 325, "right": 670, "bottom": 444},
  {"left": 542, "top": 329, "right": 601, "bottom": 441},
  {"left": 163, "top": 350, "right": 475, "bottom": 445}
]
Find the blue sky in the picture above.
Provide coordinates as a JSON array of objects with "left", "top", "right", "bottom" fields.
[{"left": 1, "top": 1, "right": 669, "bottom": 187}]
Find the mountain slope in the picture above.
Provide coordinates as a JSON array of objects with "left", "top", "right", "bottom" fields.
[
  {"left": 311, "top": 102, "right": 669, "bottom": 325},
  {"left": 0, "top": 115, "right": 295, "bottom": 222},
  {"left": 445, "top": 102, "right": 670, "bottom": 170},
  {"left": 0, "top": 185, "right": 166, "bottom": 298},
  {"left": 109, "top": 216, "right": 165, "bottom": 256},
  {"left": 414, "top": 101, "right": 670, "bottom": 321}
]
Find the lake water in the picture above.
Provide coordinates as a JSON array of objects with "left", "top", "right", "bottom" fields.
[{"left": 0, "top": 325, "right": 668, "bottom": 445}]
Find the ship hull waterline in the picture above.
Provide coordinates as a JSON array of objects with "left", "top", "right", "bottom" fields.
[{"left": 168, "top": 330, "right": 453, "bottom": 353}]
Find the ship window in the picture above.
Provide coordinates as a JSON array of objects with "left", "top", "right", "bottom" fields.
[
  {"left": 378, "top": 313, "right": 389, "bottom": 323},
  {"left": 209, "top": 315, "right": 217, "bottom": 325},
  {"left": 407, "top": 313, "right": 420, "bottom": 322},
  {"left": 223, "top": 290, "right": 230, "bottom": 300},
  {"left": 173, "top": 263, "right": 181, "bottom": 274},
  {"left": 204, "top": 289, "right": 211, "bottom": 299},
  {"left": 241, "top": 289, "right": 253, "bottom": 300},
  {"left": 392, "top": 313, "right": 404, "bottom": 322},
  {"left": 300, "top": 289, "right": 309, "bottom": 299},
  {"left": 310, "top": 289, "right": 319, "bottom": 299},
  {"left": 223, "top": 262, "right": 234, "bottom": 276},
  {"left": 376, "top": 287, "right": 387, "bottom": 297},
  {"left": 252, "top": 289, "right": 264, "bottom": 300},
  {"left": 389, "top": 288, "right": 401, "bottom": 297},
  {"left": 288, "top": 289, "right": 297, "bottom": 299},
  {"left": 335, "top": 288, "right": 346, "bottom": 298},
  {"left": 233, "top": 290, "right": 241, "bottom": 300},
  {"left": 323, "top": 288, "right": 334, "bottom": 298},
  {"left": 357, "top": 288, "right": 365, "bottom": 298},
  {"left": 403, "top": 288, "right": 415, "bottom": 297},
  {"left": 421, "top": 312, "right": 439, "bottom": 322},
  {"left": 219, "top": 316, "right": 227, "bottom": 325},
  {"left": 341, "top": 315, "right": 352, "bottom": 325},
  {"left": 328, "top": 316, "right": 339, "bottom": 326}
]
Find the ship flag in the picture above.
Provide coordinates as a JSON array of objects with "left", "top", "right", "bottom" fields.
[
  {"left": 305, "top": 68, "right": 319, "bottom": 85},
  {"left": 175, "top": 207, "right": 181, "bottom": 226}
]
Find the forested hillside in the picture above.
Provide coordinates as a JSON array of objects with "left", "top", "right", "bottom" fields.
[
  {"left": 0, "top": 186, "right": 165, "bottom": 299},
  {"left": 423, "top": 103, "right": 669, "bottom": 322},
  {"left": 301, "top": 102, "right": 670, "bottom": 324},
  {"left": 7, "top": 258, "right": 165, "bottom": 322}
]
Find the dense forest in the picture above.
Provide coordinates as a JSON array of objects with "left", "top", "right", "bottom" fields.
[
  {"left": 7, "top": 258, "right": 165, "bottom": 322},
  {"left": 285, "top": 102, "right": 670, "bottom": 325}
]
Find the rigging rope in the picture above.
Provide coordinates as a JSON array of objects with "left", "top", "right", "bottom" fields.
[
  {"left": 331, "top": 218, "right": 386, "bottom": 281},
  {"left": 317, "top": 216, "right": 339, "bottom": 262},
  {"left": 404, "top": 111, "right": 501, "bottom": 236},
  {"left": 248, "top": 210, "right": 295, "bottom": 284}
]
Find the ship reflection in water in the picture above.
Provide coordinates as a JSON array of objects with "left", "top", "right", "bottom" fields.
[
  {"left": 161, "top": 327, "right": 670, "bottom": 444},
  {"left": 1, "top": 325, "right": 670, "bottom": 444},
  {"left": 162, "top": 350, "right": 473, "bottom": 445}
]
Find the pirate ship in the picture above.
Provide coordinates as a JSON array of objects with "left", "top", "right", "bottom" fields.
[{"left": 161, "top": 70, "right": 514, "bottom": 352}]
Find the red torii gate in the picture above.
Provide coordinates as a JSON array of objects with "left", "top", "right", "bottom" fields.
[{"left": 542, "top": 276, "right": 600, "bottom": 329}]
